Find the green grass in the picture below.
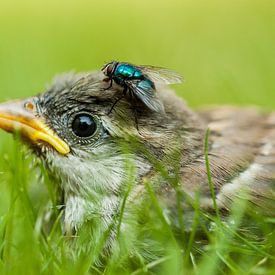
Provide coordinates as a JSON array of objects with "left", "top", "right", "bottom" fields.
[
  {"left": 0, "top": 0, "right": 275, "bottom": 274},
  {"left": 0, "top": 136, "right": 274, "bottom": 274}
]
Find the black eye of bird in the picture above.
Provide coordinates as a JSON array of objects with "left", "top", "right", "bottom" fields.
[{"left": 71, "top": 114, "right": 97, "bottom": 138}]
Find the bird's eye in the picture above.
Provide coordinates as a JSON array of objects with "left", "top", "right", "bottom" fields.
[{"left": 71, "top": 114, "right": 97, "bottom": 138}]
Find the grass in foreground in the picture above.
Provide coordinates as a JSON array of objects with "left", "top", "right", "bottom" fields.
[{"left": 0, "top": 135, "right": 274, "bottom": 275}]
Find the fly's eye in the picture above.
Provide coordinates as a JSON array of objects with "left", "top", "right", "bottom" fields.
[
  {"left": 72, "top": 114, "right": 97, "bottom": 138},
  {"left": 107, "top": 65, "right": 113, "bottom": 75}
]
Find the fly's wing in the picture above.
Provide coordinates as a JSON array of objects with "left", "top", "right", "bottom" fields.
[
  {"left": 136, "top": 65, "right": 183, "bottom": 85},
  {"left": 126, "top": 80, "right": 165, "bottom": 113}
]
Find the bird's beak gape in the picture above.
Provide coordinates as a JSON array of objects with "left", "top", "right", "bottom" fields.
[{"left": 0, "top": 98, "right": 70, "bottom": 155}]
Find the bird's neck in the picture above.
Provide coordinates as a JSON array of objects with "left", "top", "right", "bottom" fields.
[{"left": 43, "top": 141, "right": 153, "bottom": 233}]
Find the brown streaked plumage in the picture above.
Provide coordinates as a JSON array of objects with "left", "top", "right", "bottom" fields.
[{"left": 0, "top": 70, "right": 274, "bottom": 237}]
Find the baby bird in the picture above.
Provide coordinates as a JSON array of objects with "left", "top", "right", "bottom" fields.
[{"left": 0, "top": 69, "right": 274, "bottom": 236}]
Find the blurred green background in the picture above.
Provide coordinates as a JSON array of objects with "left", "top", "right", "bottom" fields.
[
  {"left": 0, "top": 0, "right": 274, "bottom": 154},
  {"left": 0, "top": 0, "right": 274, "bottom": 107}
]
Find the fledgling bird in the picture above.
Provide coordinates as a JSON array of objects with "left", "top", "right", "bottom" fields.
[{"left": 0, "top": 69, "right": 274, "bottom": 237}]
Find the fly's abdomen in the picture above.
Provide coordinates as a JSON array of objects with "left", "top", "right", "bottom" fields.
[{"left": 137, "top": 79, "right": 155, "bottom": 90}]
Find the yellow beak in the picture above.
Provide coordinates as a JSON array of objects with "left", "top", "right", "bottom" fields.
[{"left": 0, "top": 98, "right": 70, "bottom": 155}]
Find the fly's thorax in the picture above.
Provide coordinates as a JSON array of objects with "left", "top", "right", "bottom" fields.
[{"left": 115, "top": 63, "right": 142, "bottom": 79}]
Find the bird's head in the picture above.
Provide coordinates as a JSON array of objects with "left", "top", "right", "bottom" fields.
[{"left": 0, "top": 71, "right": 201, "bottom": 205}]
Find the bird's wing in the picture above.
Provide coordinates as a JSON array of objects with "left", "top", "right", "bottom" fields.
[{"left": 176, "top": 106, "right": 275, "bottom": 215}]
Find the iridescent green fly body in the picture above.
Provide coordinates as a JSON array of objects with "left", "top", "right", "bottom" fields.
[{"left": 101, "top": 61, "right": 182, "bottom": 113}]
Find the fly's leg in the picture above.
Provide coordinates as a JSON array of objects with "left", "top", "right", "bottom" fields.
[
  {"left": 129, "top": 89, "right": 134, "bottom": 101},
  {"left": 133, "top": 107, "right": 139, "bottom": 132},
  {"left": 128, "top": 90, "right": 140, "bottom": 131},
  {"left": 108, "top": 86, "right": 128, "bottom": 115},
  {"left": 101, "top": 78, "right": 113, "bottom": 91}
]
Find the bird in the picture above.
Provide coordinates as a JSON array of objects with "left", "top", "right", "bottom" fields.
[{"left": 0, "top": 68, "right": 274, "bottom": 239}]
